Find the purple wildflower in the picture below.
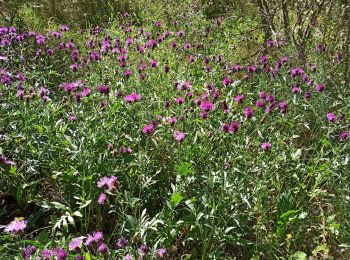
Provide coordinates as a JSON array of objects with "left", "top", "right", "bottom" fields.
[
  {"left": 4, "top": 219, "right": 27, "bottom": 234},
  {"left": 200, "top": 100, "right": 214, "bottom": 112},
  {"left": 143, "top": 124, "right": 155, "bottom": 135},
  {"left": 315, "top": 83, "right": 326, "bottom": 92},
  {"left": 97, "top": 85, "right": 110, "bottom": 94},
  {"left": 53, "top": 248, "right": 68, "bottom": 260},
  {"left": 339, "top": 131, "right": 349, "bottom": 141},
  {"left": 69, "top": 237, "right": 83, "bottom": 251},
  {"left": 234, "top": 94, "right": 244, "bottom": 103},
  {"left": 116, "top": 237, "right": 128, "bottom": 249},
  {"left": 326, "top": 112, "right": 337, "bottom": 122},
  {"left": 22, "top": 245, "right": 37, "bottom": 259},
  {"left": 97, "top": 243, "right": 109, "bottom": 255},
  {"left": 98, "top": 193, "right": 107, "bottom": 204},
  {"left": 244, "top": 106, "right": 254, "bottom": 118},
  {"left": 261, "top": 142, "right": 272, "bottom": 150},
  {"left": 138, "top": 244, "right": 149, "bottom": 256},
  {"left": 155, "top": 248, "right": 167, "bottom": 258},
  {"left": 173, "top": 131, "right": 186, "bottom": 142},
  {"left": 278, "top": 101, "right": 288, "bottom": 113},
  {"left": 124, "top": 92, "right": 141, "bottom": 103}
]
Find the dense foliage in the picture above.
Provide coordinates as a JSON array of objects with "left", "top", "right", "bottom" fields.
[{"left": 1, "top": 1, "right": 350, "bottom": 259}]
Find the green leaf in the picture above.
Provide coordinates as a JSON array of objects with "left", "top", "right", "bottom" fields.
[
  {"left": 290, "top": 251, "right": 307, "bottom": 260},
  {"left": 171, "top": 192, "right": 184, "bottom": 206}
]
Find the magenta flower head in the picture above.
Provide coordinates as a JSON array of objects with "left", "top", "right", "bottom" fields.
[
  {"left": 97, "top": 85, "right": 110, "bottom": 94},
  {"left": 155, "top": 248, "right": 167, "bottom": 259},
  {"left": 261, "top": 142, "right": 272, "bottom": 150},
  {"left": 116, "top": 237, "right": 129, "bottom": 249},
  {"left": 4, "top": 218, "right": 28, "bottom": 234},
  {"left": 124, "top": 69, "right": 132, "bottom": 78},
  {"left": 200, "top": 100, "right": 214, "bottom": 112},
  {"left": 229, "top": 121, "right": 240, "bottom": 133},
  {"left": 164, "top": 64, "right": 170, "bottom": 73},
  {"left": 168, "top": 117, "right": 177, "bottom": 125},
  {"left": 222, "top": 77, "right": 232, "bottom": 87},
  {"left": 278, "top": 101, "right": 288, "bottom": 113},
  {"left": 339, "top": 131, "right": 349, "bottom": 141},
  {"left": 125, "top": 254, "right": 133, "bottom": 260},
  {"left": 259, "top": 55, "right": 268, "bottom": 64},
  {"left": 98, "top": 193, "right": 107, "bottom": 204},
  {"left": 85, "top": 231, "right": 104, "bottom": 247},
  {"left": 173, "top": 131, "right": 186, "bottom": 142},
  {"left": 97, "top": 176, "right": 119, "bottom": 191},
  {"left": 244, "top": 106, "right": 254, "bottom": 118},
  {"left": 256, "top": 99, "right": 265, "bottom": 108},
  {"left": 124, "top": 92, "right": 141, "bottom": 103},
  {"left": 59, "top": 25, "right": 69, "bottom": 32},
  {"left": 247, "top": 65, "right": 257, "bottom": 73},
  {"left": 69, "top": 237, "right": 83, "bottom": 251},
  {"left": 22, "top": 245, "right": 37, "bottom": 259},
  {"left": 234, "top": 94, "right": 244, "bottom": 103},
  {"left": 138, "top": 244, "right": 149, "bottom": 256},
  {"left": 315, "top": 83, "right": 326, "bottom": 92},
  {"left": 291, "top": 86, "right": 301, "bottom": 94},
  {"left": 97, "top": 243, "right": 109, "bottom": 255},
  {"left": 199, "top": 111, "right": 208, "bottom": 119},
  {"left": 53, "top": 248, "right": 68, "bottom": 260},
  {"left": 41, "top": 249, "right": 53, "bottom": 260},
  {"left": 175, "top": 97, "right": 185, "bottom": 104},
  {"left": 35, "top": 34, "right": 46, "bottom": 45},
  {"left": 143, "top": 124, "right": 155, "bottom": 135},
  {"left": 326, "top": 112, "right": 337, "bottom": 122}
]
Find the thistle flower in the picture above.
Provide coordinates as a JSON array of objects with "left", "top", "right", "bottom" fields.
[
  {"left": 41, "top": 249, "right": 53, "bottom": 260},
  {"left": 69, "top": 237, "right": 83, "bottom": 251},
  {"left": 4, "top": 218, "right": 27, "bottom": 234},
  {"left": 97, "top": 243, "right": 109, "bottom": 255},
  {"left": 278, "top": 101, "right": 288, "bottom": 113},
  {"left": 155, "top": 248, "right": 167, "bottom": 258},
  {"left": 124, "top": 92, "right": 141, "bottom": 103},
  {"left": 97, "top": 85, "right": 110, "bottom": 94},
  {"left": 143, "top": 124, "right": 155, "bottom": 135},
  {"left": 116, "top": 237, "right": 129, "bottom": 249},
  {"left": 98, "top": 193, "right": 107, "bottom": 204},
  {"left": 53, "top": 248, "right": 68, "bottom": 260},
  {"left": 124, "top": 69, "right": 132, "bottom": 78},
  {"left": 244, "top": 106, "right": 254, "bottom": 118},
  {"left": 125, "top": 254, "right": 133, "bottom": 260},
  {"left": 200, "top": 100, "right": 214, "bottom": 112},
  {"left": 326, "top": 112, "right": 337, "bottom": 122},
  {"left": 173, "top": 131, "right": 186, "bottom": 142},
  {"left": 22, "top": 245, "right": 37, "bottom": 259},
  {"left": 261, "top": 142, "right": 272, "bottom": 150},
  {"left": 138, "top": 244, "right": 149, "bottom": 256},
  {"left": 339, "top": 131, "right": 349, "bottom": 141},
  {"left": 234, "top": 94, "right": 244, "bottom": 103},
  {"left": 315, "top": 83, "right": 326, "bottom": 92},
  {"left": 168, "top": 117, "right": 177, "bottom": 125},
  {"left": 175, "top": 97, "right": 185, "bottom": 104}
]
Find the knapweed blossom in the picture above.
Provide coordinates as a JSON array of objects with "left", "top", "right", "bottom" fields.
[
  {"left": 261, "top": 142, "right": 272, "bottom": 150},
  {"left": 142, "top": 124, "right": 155, "bottom": 135},
  {"left": 244, "top": 106, "right": 254, "bottom": 118},
  {"left": 4, "top": 218, "right": 28, "bottom": 234},
  {"left": 326, "top": 112, "right": 337, "bottom": 122},
  {"left": 124, "top": 92, "right": 141, "bottom": 103},
  {"left": 173, "top": 131, "right": 186, "bottom": 142},
  {"left": 98, "top": 193, "right": 107, "bottom": 204},
  {"left": 200, "top": 100, "right": 214, "bottom": 112},
  {"left": 339, "top": 131, "right": 349, "bottom": 141},
  {"left": 69, "top": 237, "right": 83, "bottom": 251},
  {"left": 116, "top": 237, "right": 129, "bottom": 248},
  {"left": 97, "top": 176, "right": 119, "bottom": 191}
]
